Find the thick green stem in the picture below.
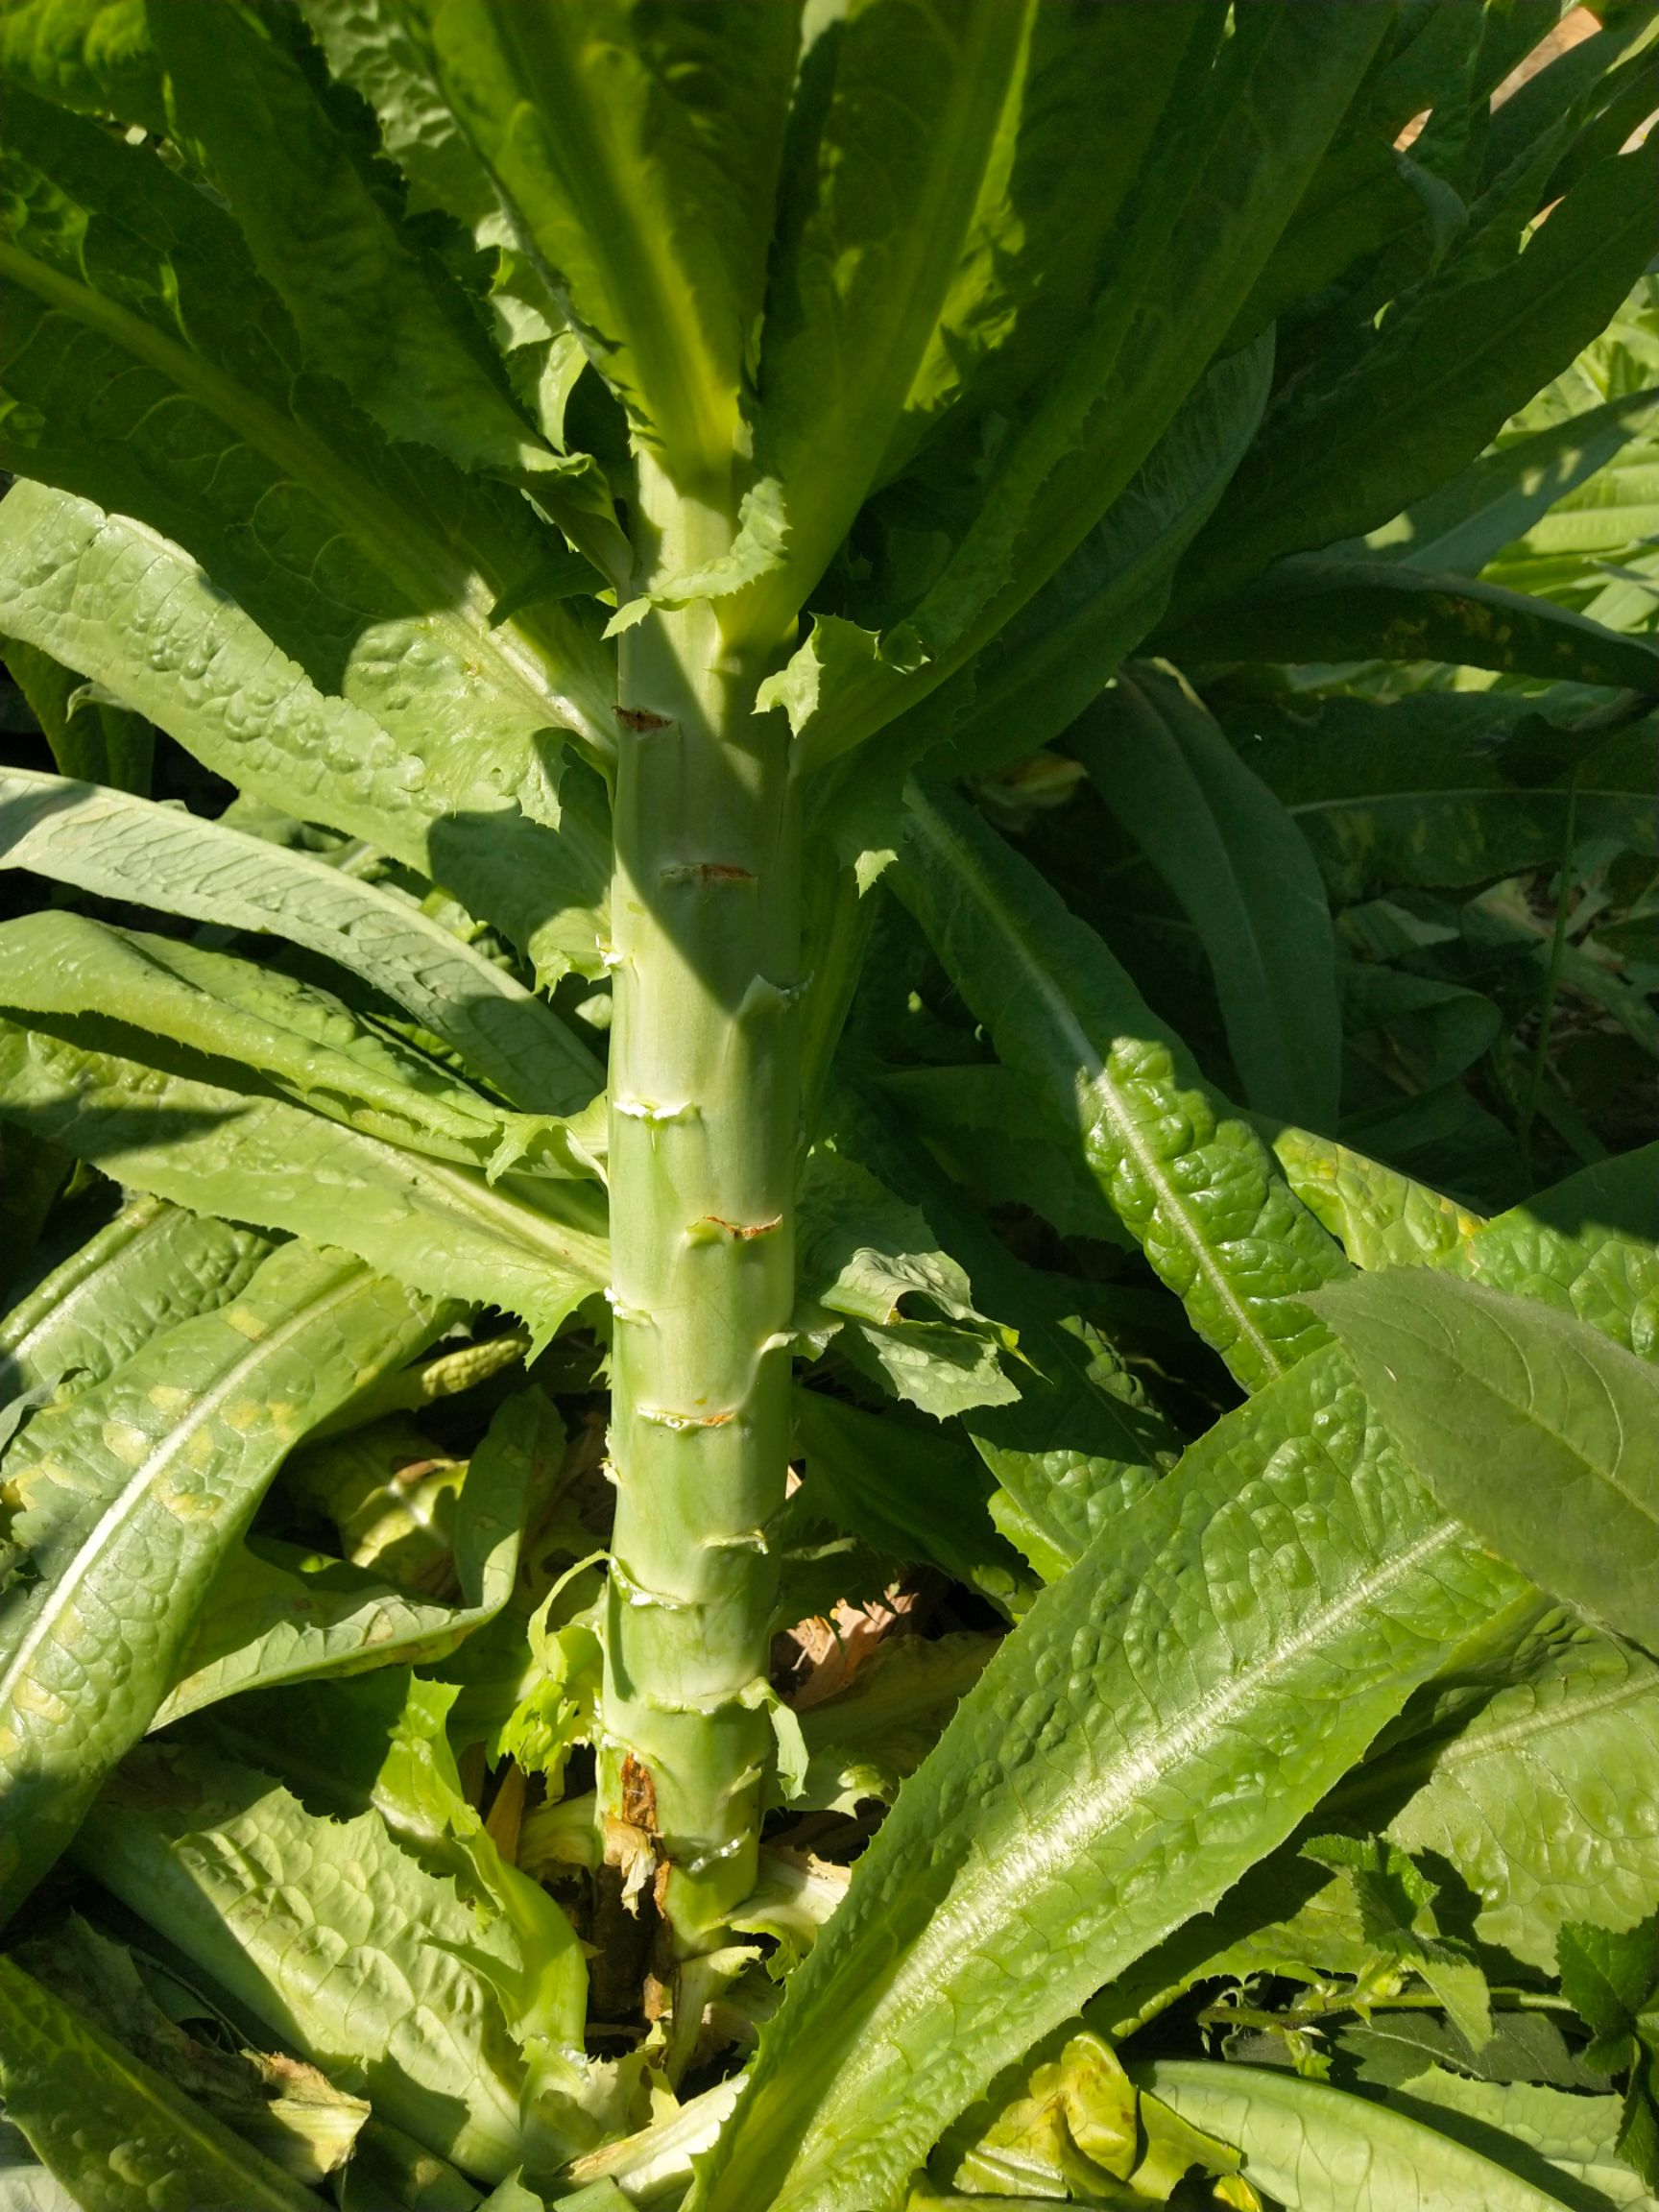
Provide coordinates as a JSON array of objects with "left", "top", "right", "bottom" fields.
[{"left": 599, "top": 464, "right": 800, "bottom": 1950}]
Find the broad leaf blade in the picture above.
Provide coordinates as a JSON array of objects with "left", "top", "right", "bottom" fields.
[
  {"left": 1076, "top": 666, "right": 1340, "bottom": 1131},
  {"left": 0, "top": 1013, "right": 609, "bottom": 1352},
  {"left": 1171, "top": 556, "right": 1659, "bottom": 689},
  {"left": 893, "top": 781, "right": 1347, "bottom": 1391},
  {"left": 0, "top": 764, "right": 600, "bottom": 1112},
  {"left": 423, "top": 0, "right": 799, "bottom": 485},
  {"left": 0, "top": 1240, "right": 446, "bottom": 1922},
  {"left": 1179, "top": 135, "right": 1659, "bottom": 609},
  {"left": 1357, "top": 1623, "right": 1659, "bottom": 1972},
  {"left": 155, "top": 1386, "right": 554, "bottom": 1721},
  {"left": 0, "top": 1195, "right": 270, "bottom": 1404},
  {"left": 0, "top": 1957, "right": 319, "bottom": 2212},
  {"left": 1267, "top": 1126, "right": 1479, "bottom": 1274},
  {"left": 692, "top": 1342, "right": 1525, "bottom": 2212},
  {"left": 1317, "top": 1269, "right": 1659, "bottom": 1654},
  {"left": 1141, "top": 2060, "right": 1577, "bottom": 2212},
  {"left": 732, "top": 0, "right": 1033, "bottom": 638},
  {"left": 1457, "top": 1146, "right": 1659, "bottom": 1361},
  {"left": 73, "top": 1741, "right": 585, "bottom": 2182},
  {"left": 0, "top": 484, "right": 613, "bottom": 988}
]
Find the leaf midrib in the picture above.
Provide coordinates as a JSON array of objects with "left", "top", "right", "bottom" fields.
[
  {"left": 0, "top": 238, "right": 603, "bottom": 749},
  {"left": 0, "top": 1257, "right": 366, "bottom": 1704},
  {"left": 905, "top": 789, "right": 1283, "bottom": 1378},
  {"left": 781, "top": 1512, "right": 1467, "bottom": 2174},
  {"left": 1, "top": 1964, "right": 316, "bottom": 2212}
]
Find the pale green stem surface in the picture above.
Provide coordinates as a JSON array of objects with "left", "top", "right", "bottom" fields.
[{"left": 599, "top": 460, "right": 801, "bottom": 1949}]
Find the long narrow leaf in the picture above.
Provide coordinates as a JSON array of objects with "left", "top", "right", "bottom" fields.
[
  {"left": 0, "top": 1240, "right": 447, "bottom": 1922},
  {"left": 693, "top": 1343, "right": 1525, "bottom": 2212},
  {"left": 0, "top": 766, "right": 600, "bottom": 1111},
  {"left": 1076, "top": 666, "right": 1341, "bottom": 1131},
  {"left": 1141, "top": 2060, "right": 1576, "bottom": 2212},
  {"left": 0, "top": 1015, "right": 609, "bottom": 1351},
  {"left": 1179, "top": 135, "right": 1659, "bottom": 609},
  {"left": 1170, "top": 556, "right": 1659, "bottom": 688},
  {"left": 0, "top": 911, "right": 596, "bottom": 1179},
  {"left": 0, "top": 484, "right": 613, "bottom": 988},
  {"left": 1316, "top": 1268, "right": 1659, "bottom": 1652},
  {"left": 0, "top": 1196, "right": 270, "bottom": 1404},
  {"left": 893, "top": 782, "right": 1347, "bottom": 1391},
  {"left": 0, "top": 1958, "right": 319, "bottom": 2212},
  {"left": 423, "top": 0, "right": 799, "bottom": 485},
  {"left": 0, "top": 92, "right": 613, "bottom": 759}
]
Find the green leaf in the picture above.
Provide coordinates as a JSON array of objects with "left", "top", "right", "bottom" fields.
[
  {"left": 205, "top": 1668, "right": 594, "bottom": 2077},
  {"left": 1301, "top": 1832, "right": 1492, "bottom": 2051},
  {"left": 1559, "top": 1913, "right": 1659, "bottom": 2073},
  {"left": 879, "top": 3, "right": 1207, "bottom": 475},
  {"left": 796, "top": 7, "right": 1392, "bottom": 761},
  {"left": 2, "top": 637, "right": 152, "bottom": 793},
  {"left": 822, "top": 1079, "right": 1175, "bottom": 1580},
  {"left": 0, "top": 1239, "right": 445, "bottom": 1923},
  {"left": 788, "top": 337, "right": 1271, "bottom": 818},
  {"left": 691, "top": 1341, "right": 1526, "bottom": 2212},
  {"left": 1457, "top": 1147, "right": 1659, "bottom": 1362},
  {"left": 0, "top": 484, "right": 613, "bottom": 989},
  {"left": 1313, "top": 1268, "right": 1659, "bottom": 1653},
  {"left": 795, "top": 1633, "right": 995, "bottom": 1815},
  {"left": 1075, "top": 665, "right": 1341, "bottom": 1131},
  {"left": 16, "top": 1916, "right": 370, "bottom": 2186},
  {"left": 0, "top": 90, "right": 614, "bottom": 757},
  {"left": 0, "top": 1194, "right": 270, "bottom": 1404},
  {"left": 895, "top": 6, "right": 1392, "bottom": 705},
  {"left": 0, "top": 1956, "right": 320, "bottom": 2212},
  {"left": 792, "top": 1386, "right": 1023, "bottom": 1606},
  {"left": 1342, "top": 2011, "right": 1602, "bottom": 2096},
  {"left": 0, "top": 0, "right": 165, "bottom": 128},
  {"left": 1266, "top": 1126, "right": 1479, "bottom": 1273},
  {"left": 795, "top": 1147, "right": 1020, "bottom": 1418},
  {"left": 332, "top": 2119, "right": 485, "bottom": 2212},
  {"left": 0, "top": 88, "right": 619, "bottom": 760},
  {"left": 1338, "top": 1621, "right": 1659, "bottom": 1975},
  {"left": 914, "top": 336, "right": 1274, "bottom": 787},
  {"left": 893, "top": 781, "right": 1347, "bottom": 1392},
  {"left": 1211, "top": 686, "right": 1658, "bottom": 903},
  {"left": 1339, "top": 383, "right": 1659, "bottom": 580},
  {"left": 0, "top": 2118, "right": 81, "bottom": 2212},
  {"left": 73, "top": 1739, "right": 593, "bottom": 2183},
  {"left": 1139, "top": 2059, "right": 1580, "bottom": 2212},
  {"left": 155, "top": 1387, "right": 552, "bottom": 1723},
  {"left": 1169, "top": 557, "right": 1659, "bottom": 689},
  {"left": 421, "top": 0, "right": 800, "bottom": 485},
  {"left": 1388, "top": 2070, "right": 1657, "bottom": 2212},
  {"left": 727, "top": 0, "right": 1034, "bottom": 639},
  {"left": 874, "top": 1064, "right": 1130, "bottom": 1247},
  {"left": 0, "top": 1013, "right": 609, "bottom": 1354},
  {"left": 935, "top": 2031, "right": 1246, "bottom": 2206},
  {"left": 1557, "top": 1911, "right": 1659, "bottom": 2185},
  {"left": 0, "top": 766, "right": 600, "bottom": 1114},
  {"left": 1178, "top": 135, "right": 1659, "bottom": 609},
  {"left": 150, "top": 0, "right": 566, "bottom": 493},
  {"left": 0, "top": 911, "right": 598, "bottom": 1184}
]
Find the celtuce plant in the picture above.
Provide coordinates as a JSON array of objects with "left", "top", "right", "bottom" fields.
[{"left": 1, "top": 2, "right": 1658, "bottom": 2207}]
